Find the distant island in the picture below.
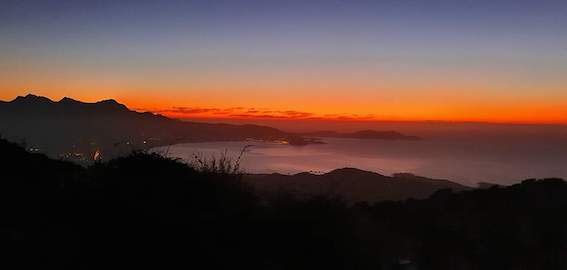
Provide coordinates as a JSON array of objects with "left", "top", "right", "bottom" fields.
[{"left": 301, "top": 130, "right": 420, "bottom": 140}]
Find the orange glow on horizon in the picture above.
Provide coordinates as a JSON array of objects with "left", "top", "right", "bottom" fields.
[
  {"left": 132, "top": 102, "right": 567, "bottom": 126},
  {"left": 1, "top": 91, "right": 566, "bottom": 125}
]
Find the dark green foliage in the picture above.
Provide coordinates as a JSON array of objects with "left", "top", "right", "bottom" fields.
[{"left": 1, "top": 138, "right": 566, "bottom": 269}]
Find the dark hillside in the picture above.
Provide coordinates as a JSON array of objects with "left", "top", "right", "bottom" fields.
[
  {"left": 1, "top": 138, "right": 566, "bottom": 269},
  {"left": 0, "top": 94, "right": 311, "bottom": 162},
  {"left": 245, "top": 168, "right": 468, "bottom": 202}
]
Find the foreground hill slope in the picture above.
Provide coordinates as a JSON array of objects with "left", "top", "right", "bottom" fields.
[{"left": 1, "top": 138, "right": 566, "bottom": 269}]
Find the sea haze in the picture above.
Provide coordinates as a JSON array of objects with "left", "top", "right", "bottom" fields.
[{"left": 153, "top": 137, "right": 567, "bottom": 186}]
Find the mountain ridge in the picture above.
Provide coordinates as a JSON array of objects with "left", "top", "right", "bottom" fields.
[
  {"left": 0, "top": 94, "right": 312, "bottom": 161},
  {"left": 244, "top": 167, "right": 469, "bottom": 202}
]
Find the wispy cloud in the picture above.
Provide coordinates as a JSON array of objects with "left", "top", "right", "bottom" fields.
[{"left": 144, "top": 105, "right": 383, "bottom": 121}]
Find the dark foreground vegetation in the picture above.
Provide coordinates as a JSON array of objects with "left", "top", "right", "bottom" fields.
[{"left": 1, "top": 138, "right": 566, "bottom": 269}]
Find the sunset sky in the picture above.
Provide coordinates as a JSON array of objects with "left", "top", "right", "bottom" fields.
[{"left": 1, "top": 0, "right": 566, "bottom": 124}]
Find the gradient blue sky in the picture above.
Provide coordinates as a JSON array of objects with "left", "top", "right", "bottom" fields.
[{"left": 1, "top": 0, "right": 566, "bottom": 123}]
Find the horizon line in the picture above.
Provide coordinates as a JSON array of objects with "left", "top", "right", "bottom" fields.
[{"left": 3, "top": 93, "right": 567, "bottom": 127}]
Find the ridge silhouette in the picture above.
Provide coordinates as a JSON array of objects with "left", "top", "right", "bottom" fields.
[
  {"left": 0, "top": 94, "right": 316, "bottom": 161},
  {"left": 245, "top": 168, "right": 468, "bottom": 202}
]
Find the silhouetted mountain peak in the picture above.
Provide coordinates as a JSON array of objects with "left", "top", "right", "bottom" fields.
[
  {"left": 95, "top": 99, "right": 129, "bottom": 111},
  {"left": 59, "top": 97, "right": 81, "bottom": 104},
  {"left": 97, "top": 99, "right": 119, "bottom": 105},
  {"left": 294, "top": 172, "right": 316, "bottom": 177},
  {"left": 0, "top": 94, "right": 308, "bottom": 159},
  {"left": 6, "top": 94, "right": 131, "bottom": 113},
  {"left": 12, "top": 94, "right": 54, "bottom": 104},
  {"left": 327, "top": 167, "right": 385, "bottom": 178},
  {"left": 58, "top": 97, "right": 128, "bottom": 111}
]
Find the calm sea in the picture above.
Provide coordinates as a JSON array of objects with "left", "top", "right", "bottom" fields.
[{"left": 152, "top": 137, "right": 567, "bottom": 186}]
